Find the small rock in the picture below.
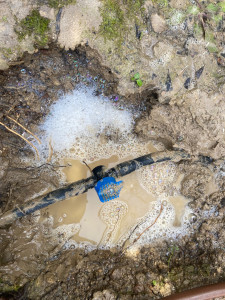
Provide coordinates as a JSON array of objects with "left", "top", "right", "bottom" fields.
[
  {"left": 170, "top": 0, "right": 189, "bottom": 9},
  {"left": 112, "top": 268, "right": 121, "bottom": 279},
  {"left": 151, "top": 14, "right": 167, "bottom": 33},
  {"left": 92, "top": 291, "right": 104, "bottom": 300},
  {"left": 51, "top": 78, "right": 61, "bottom": 86},
  {"left": 92, "top": 289, "right": 117, "bottom": 300},
  {"left": 159, "top": 283, "right": 173, "bottom": 297},
  {"left": 103, "top": 289, "right": 117, "bottom": 300},
  {"left": 39, "top": 5, "right": 55, "bottom": 20}
]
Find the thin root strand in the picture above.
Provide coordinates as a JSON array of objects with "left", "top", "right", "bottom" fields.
[
  {"left": 133, "top": 203, "right": 164, "bottom": 244},
  {"left": 123, "top": 202, "right": 164, "bottom": 253},
  {"left": 0, "top": 121, "right": 40, "bottom": 160},
  {"left": 6, "top": 115, "right": 42, "bottom": 144}
]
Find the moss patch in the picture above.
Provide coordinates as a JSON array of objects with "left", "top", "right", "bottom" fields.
[
  {"left": 99, "top": 0, "right": 125, "bottom": 42},
  {"left": 126, "top": 0, "right": 145, "bottom": 20},
  {"left": 99, "top": 0, "right": 145, "bottom": 44},
  {"left": 152, "top": 0, "right": 168, "bottom": 9},
  {"left": 205, "top": 31, "right": 218, "bottom": 53},
  {"left": 1, "top": 16, "right": 8, "bottom": 22},
  {"left": 0, "top": 282, "right": 21, "bottom": 293},
  {"left": 168, "top": 262, "right": 212, "bottom": 290},
  {"left": 0, "top": 47, "right": 13, "bottom": 59},
  {"left": 15, "top": 10, "right": 50, "bottom": 47},
  {"left": 48, "top": 0, "right": 76, "bottom": 8}
]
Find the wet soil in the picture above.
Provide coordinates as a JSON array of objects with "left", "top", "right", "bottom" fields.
[
  {"left": 0, "top": 45, "right": 225, "bottom": 299},
  {"left": 0, "top": 45, "right": 117, "bottom": 213}
]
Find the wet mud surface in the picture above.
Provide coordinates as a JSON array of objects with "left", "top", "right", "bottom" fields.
[
  {"left": 0, "top": 46, "right": 225, "bottom": 299},
  {"left": 0, "top": 46, "right": 119, "bottom": 212}
]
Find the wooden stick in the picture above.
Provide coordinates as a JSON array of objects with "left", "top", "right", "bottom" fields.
[
  {"left": 0, "top": 121, "right": 40, "bottom": 159},
  {"left": 6, "top": 115, "right": 41, "bottom": 144}
]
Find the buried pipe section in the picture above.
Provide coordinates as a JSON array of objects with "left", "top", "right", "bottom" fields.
[{"left": 0, "top": 150, "right": 190, "bottom": 227}]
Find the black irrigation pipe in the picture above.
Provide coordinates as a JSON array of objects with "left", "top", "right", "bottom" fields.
[{"left": 0, "top": 149, "right": 207, "bottom": 228}]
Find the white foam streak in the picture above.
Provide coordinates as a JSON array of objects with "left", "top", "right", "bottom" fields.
[{"left": 40, "top": 85, "right": 133, "bottom": 153}]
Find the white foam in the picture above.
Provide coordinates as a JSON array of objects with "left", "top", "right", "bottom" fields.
[
  {"left": 137, "top": 162, "right": 178, "bottom": 196},
  {"left": 40, "top": 85, "right": 134, "bottom": 155},
  {"left": 99, "top": 200, "right": 128, "bottom": 245},
  {"left": 34, "top": 85, "right": 161, "bottom": 165},
  {"left": 52, "top": 223, "right": 80, "bottom": 243}
]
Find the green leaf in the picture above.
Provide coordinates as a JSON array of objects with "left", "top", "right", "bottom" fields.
[
  {"left": 136, "top": 79, "right": 143, "bottom": 87},
  {"left": 132, "top": 72, "right": 140, "bottom": 81},
  {"left": 152, "top": 280, "right": 157, "bottom": 286}
]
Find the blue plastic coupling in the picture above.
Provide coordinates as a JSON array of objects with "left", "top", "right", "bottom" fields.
[{"left": 94, "top": 177, "right": 123, "bottom": 203}]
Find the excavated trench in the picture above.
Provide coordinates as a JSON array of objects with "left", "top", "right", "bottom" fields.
[{"left": 0, "top": 46, "right": 225, "bottom": 299}]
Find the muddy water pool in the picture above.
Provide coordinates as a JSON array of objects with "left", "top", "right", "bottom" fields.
[
  {"left": 35, "top": 85, "right": 193, "bottom": 250},
  {"left": 1, "top": 49, "right": 224, "bottom": 299}
]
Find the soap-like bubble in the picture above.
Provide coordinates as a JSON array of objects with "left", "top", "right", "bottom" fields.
[
  {"left": 188, "top": 213, "right": 197, "bottom": 223},
  {"left": 100, "top": 200, "right": 128, "bottom": 245},
  {"left": 137, "top": 161, "right": 178, "bottom": 196}
]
